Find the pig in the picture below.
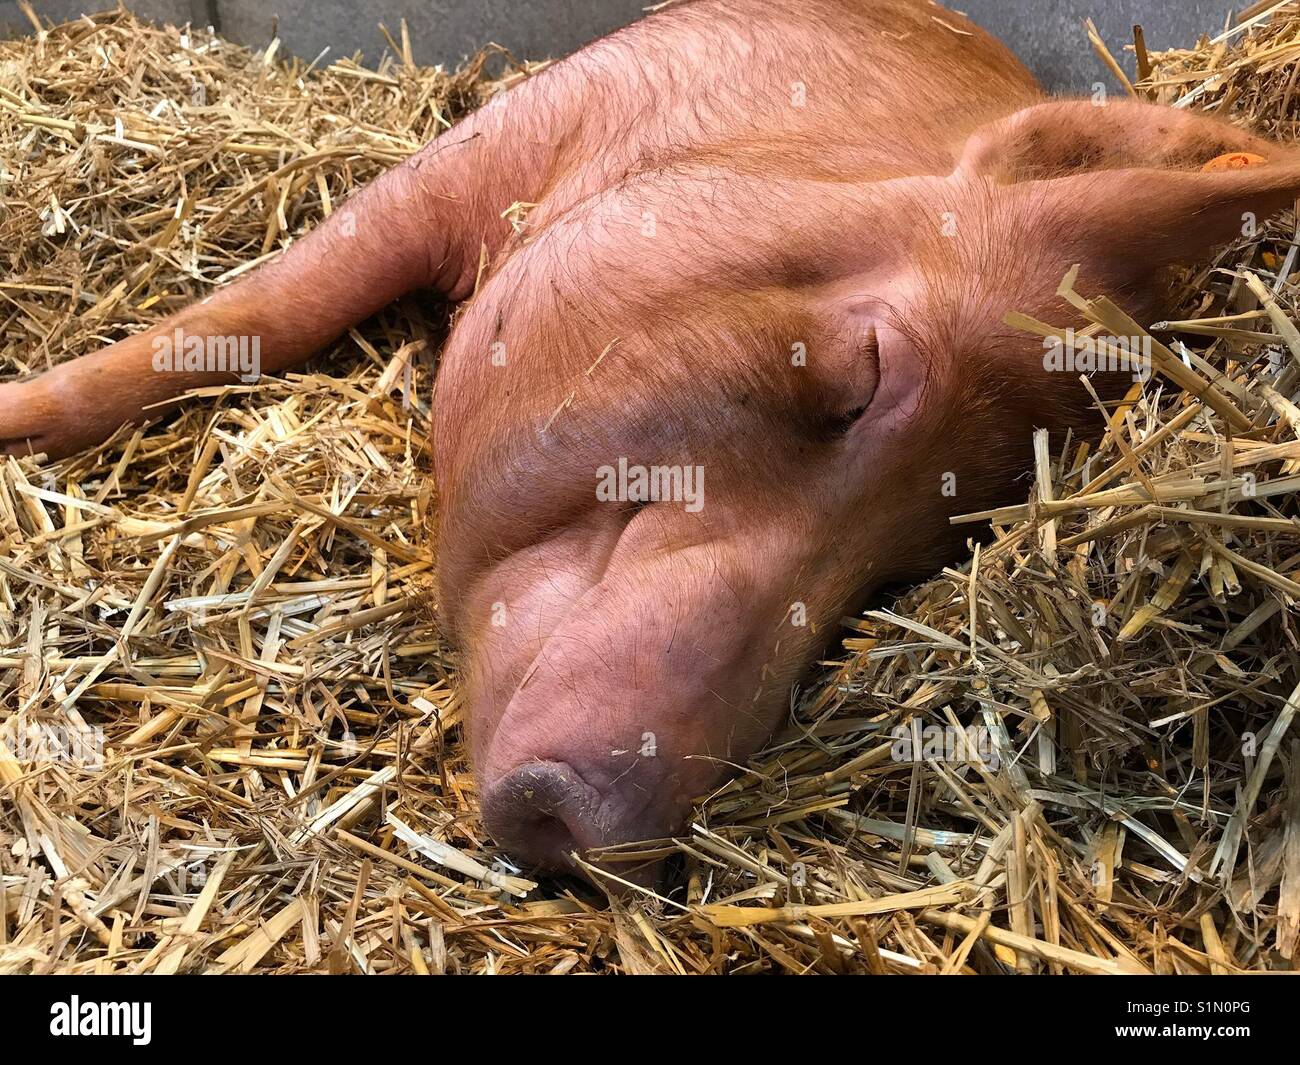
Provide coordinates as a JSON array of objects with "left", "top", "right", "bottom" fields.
[{"left": 4, "top": 0, "right": 1299, "bottom": 880}]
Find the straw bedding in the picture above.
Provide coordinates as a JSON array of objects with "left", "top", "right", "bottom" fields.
[{"left": 1, "top": 2, "right": 1299, "bottom": 974}]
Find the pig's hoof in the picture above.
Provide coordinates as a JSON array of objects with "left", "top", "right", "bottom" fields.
[{"left": 0, "top": 377, "right": 89, "bottom": 460}]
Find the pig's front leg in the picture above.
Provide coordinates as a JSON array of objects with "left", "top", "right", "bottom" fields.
[
  {"left": 0, "top": 6, "right": 705, "bottom": 461},
  {"left": 0, "top": 125, "right": 501, "bottom": 460}
]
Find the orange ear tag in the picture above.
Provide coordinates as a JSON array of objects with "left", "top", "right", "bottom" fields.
[{"left": 1201, "top": 151, "right": 1269, "bottom": 172}]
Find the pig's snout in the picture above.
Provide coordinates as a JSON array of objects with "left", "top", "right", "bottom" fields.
[
  {"left": 463, "top": 517, "right": 812, "bottom": 882},
  {"left": 481, "top": 761, "right": 627, "bottom": 873}
]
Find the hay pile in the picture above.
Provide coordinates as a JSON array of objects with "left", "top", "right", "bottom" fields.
[{"left": 1, "top": 3, "right": 1298, "bottom": 974}]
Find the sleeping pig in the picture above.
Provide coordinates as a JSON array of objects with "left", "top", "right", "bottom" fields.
[{"left": 3, "top": 0, "right": 1299, "bottom": 878}]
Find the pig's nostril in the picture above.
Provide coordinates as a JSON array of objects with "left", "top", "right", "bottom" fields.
[{"left": 481, "top": 761, "right": 606, "bottom": 872}]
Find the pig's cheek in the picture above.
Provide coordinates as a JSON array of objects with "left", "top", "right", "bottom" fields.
[
  {"left": 457, "top": 594, "right": 568, "bottom": 762},
  {"left": 461, "top": 645, "right": 532, "bottom": 773},
  {"left": 455, "top": 526, "right": 625, "bottom": 756}
]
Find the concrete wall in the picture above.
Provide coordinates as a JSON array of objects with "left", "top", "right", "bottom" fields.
[{"left": 1, "top": 0, "right": 1240, "bottom": 93}]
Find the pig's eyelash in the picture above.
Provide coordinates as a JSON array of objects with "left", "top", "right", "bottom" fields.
[{"left": 825, "top": 404, "right": 870, "bottom": 436}]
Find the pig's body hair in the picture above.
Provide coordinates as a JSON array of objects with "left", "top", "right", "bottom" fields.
[
  {"left": 441, "top": 173, "right": 1081, "bottom": 554},
  {"left": 12, "top": 1, "right": 1300, "bottom": 867}
]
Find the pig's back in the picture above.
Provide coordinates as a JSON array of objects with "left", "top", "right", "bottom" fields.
[
  {"left": 666, "top": 0, "right": 1045, "bottom": 176},
  {"left": 602, "top": 0, "right": 1040, "bottom": 174},
  {"left": 506, "top": 0, "right": 1044, "bottom": 233}
]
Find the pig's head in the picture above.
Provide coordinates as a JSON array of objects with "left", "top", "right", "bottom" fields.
[{"left": 432, "top": 99, "right": 1300, "bottom": 879}]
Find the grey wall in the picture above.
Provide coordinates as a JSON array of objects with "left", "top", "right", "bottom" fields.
[
  {"left": 962, "top": 1, "right": 1230, "bottom": 93},
  {"left": 0, "top": 1, "right": 1246, "bottom": 93}
]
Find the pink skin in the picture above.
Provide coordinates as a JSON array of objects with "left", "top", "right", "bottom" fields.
[{"left": 5, "top": 0, "right": 1300, "bottom": 880}]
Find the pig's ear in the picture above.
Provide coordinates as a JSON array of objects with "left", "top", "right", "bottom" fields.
[
  {"left": 959, "top": 99, "right": 1300, "bottom": 265},
  {"left": 958, "top": 99, "right": 1282, "bottom": 184}
]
